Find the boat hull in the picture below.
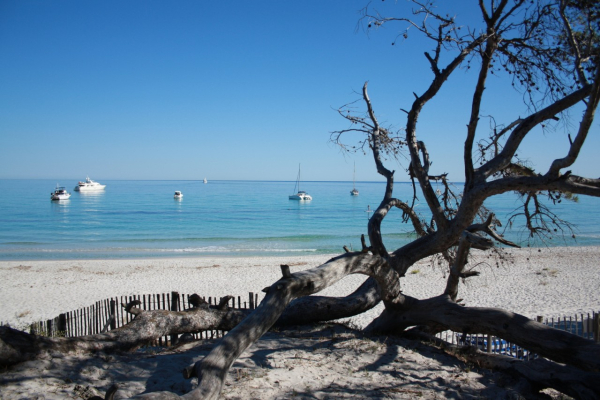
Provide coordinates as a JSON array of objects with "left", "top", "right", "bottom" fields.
[
  {"left": 74, "top": 185, "right": 106, "bottom": 192},
  {"left": 289, "top": 193, "right": 312, "bottom": 201},
  {"left": 51, "top": 194, "right": 71, "bottom": 200}
]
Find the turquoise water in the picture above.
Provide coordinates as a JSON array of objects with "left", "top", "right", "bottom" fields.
[{"left": 1, "top": 179, "right": 599, "bottom": 260}]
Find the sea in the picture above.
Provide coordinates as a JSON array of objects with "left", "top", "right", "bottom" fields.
[{"left": 1, "top": 179, "right": 599, "bottom": 261}]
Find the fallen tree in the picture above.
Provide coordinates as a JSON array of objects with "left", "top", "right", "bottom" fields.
[
  {"left": 0, "top": 296, "right": 252, "bottom": 367},
  {"left": 0, "top": 263, "right": 381, "bottom": 367},
  {"left": 2, "top": 1, "right": 600, "bottom": 399}
]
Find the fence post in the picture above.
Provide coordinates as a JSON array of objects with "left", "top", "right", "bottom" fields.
[
  {"left": 110, "top": 300, "right": 116, "bottom": 330},
  {"left": 58, "top": 313, "right": 67, "bottom": 336},
  {"left": 594, "top": 313, "right": 600, "bottom": 343},
  {"left": 170, "top": 291, "right": 180, "bottom": 345},
  {"left": 249, "top": 292, "right": 255, "bottom": 310}
]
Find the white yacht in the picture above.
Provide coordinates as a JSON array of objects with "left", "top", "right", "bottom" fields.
[
  {"left": 74, "top": 176, "right": 106, "bottom": 192},
  {"left": 289, "top": 164, "right": 312, "bottom": 201},
  {"left": 51, "top": 185, "right": 71, "bottom": 200},
  {"left": 203, "top": 178, "right": 208, "bottom": 184},
  {"left": 174, "top": 191, "right": 183, "bottom": 199}
]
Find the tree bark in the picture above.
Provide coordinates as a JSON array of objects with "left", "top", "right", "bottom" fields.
[
  {"left": 404, "top": 328, "right": 600, "bottom": 399},
  {"left": 0, "top": 254, "right": 385, "bottom": 370},
  {"left": 0, "top": 305, "right": 251, "bottom": 367},
  {"left": 459, "top": 349, "right": 600, "bottom": 399},
  {"left": 276, "top": 276, "right": 380, "bottom": 326},
  {"left": 182, "top": 253, "right": 386, "bottom": 399},
  {"left": 366, "top": 294, "right": 600, "bottom": 372}
]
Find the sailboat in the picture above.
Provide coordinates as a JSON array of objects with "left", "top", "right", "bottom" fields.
[
  {"left": 350, "top": 162, "right": 359, "bottom": 196},
  {"left": 289, "top": 164, "right": 312, "bottom": 200}
]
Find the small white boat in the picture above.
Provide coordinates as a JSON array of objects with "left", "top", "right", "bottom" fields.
[
  {"left": 51, "top": 185, "right": 71, "bottom": 200},
  {"left": 289, "top": 164, "right": 312, "bottom": 201},
  {"left": 350, "top": 162, "right": 359, "bottom": 196},
  {"left": 203, "top": 178, "right": 208, "bottom": 184},
  {"left": 289, "top": 190, "right": 312, "bottom": 201},
  {"left": 174, "top": 191, "right": 183, "bottom": 199},
  {"left": 74, "top": 176, "right": 106, "bottom": 192}
]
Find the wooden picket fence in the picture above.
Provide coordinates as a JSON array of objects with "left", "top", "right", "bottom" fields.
[
  {"left": 27, "top": 291, "right": 260, "bottom": 346},
  {"left": 9, "top": 297, "right": 600, "bottom": 354}
]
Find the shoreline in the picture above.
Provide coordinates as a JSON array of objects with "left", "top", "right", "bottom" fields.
[
  {"left": 2, "top": 241, "right": 600, "bottom": 263},
  {"left": 1, "top": 246, "right": 599, "bottom": 330},
  {"left": 0, "top": 252, "right": 330, "bottom": 263}
]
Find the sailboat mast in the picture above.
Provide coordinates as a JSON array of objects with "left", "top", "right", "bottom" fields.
[{"left": 292, "top": 164, "right": 301, "bottom": 194}]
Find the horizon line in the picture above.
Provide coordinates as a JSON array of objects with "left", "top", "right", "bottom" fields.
[{"left": 0, "top": 178, "right": 467, "bottom": 184}]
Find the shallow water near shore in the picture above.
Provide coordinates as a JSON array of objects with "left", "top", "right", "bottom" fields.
[{"left": 1, "top": 179, "right": 599, "bottom": 260}]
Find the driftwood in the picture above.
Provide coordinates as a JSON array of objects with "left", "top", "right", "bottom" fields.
[
  {"left": 148, "top": 254, "right": 388, "bottom": 399},
  {"left": 0, "top": 256, "right": 382, "bottom": 368},
  {"left": 366, "top": 295, "right": 600, "bottom": 372},
  {"left": 0, "top": 303, "right": 251, "bottom": 367},
  {"left": 458, "top": 348, "right": 600, "bottom": 399},
  {"left": 404, "top": 328, "right": 600, "bottom": 399}
]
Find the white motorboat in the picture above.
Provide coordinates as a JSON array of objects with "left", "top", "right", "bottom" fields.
[
  {"left": 74, "top": 176, "right": 106, "bottom": 192},
  {"left": 289, "top": 164, "right": 312, "bottom": 201},
  {"left": 174, "top": 191, "right": 183, "bottom": 199},
  {"left": 203, "top": 178, "right": 208, "bottom": 184},
  {"left": 51, "top": 185, "right": 71, "bottom": 200},
  {"left": 350, "top": 162, "right": 359, "bottom": 196}
]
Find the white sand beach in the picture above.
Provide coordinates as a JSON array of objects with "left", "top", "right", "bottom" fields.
[
  {"left": 0, "top": 246, "right": 599, "bottom": 399},
  {"left": 1, "top": 246, "right": 599, "bottom": 329}
]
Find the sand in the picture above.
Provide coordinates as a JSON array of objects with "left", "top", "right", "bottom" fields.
[
  {"left": 0, "top": 246, "right": 598, "bottom": 399},
  {"left": 1, "top": 246, "right": 599, "bottom": 329}
]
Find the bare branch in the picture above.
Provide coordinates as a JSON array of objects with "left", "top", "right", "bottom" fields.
[
  {"left": 465, "top": 1, "right": 514, "bottom": 188},
  {"left": 559, "top": 0, "right": 590, "bottom": 86},
  {"left": 477, "top": 84, "right": 593, "bottom": 180},
  {"left": 548, "top": 62, "right": 600, "bottom": 176},
  {"left": 467, "top": 213, "right": 521, "bottom": 248}
]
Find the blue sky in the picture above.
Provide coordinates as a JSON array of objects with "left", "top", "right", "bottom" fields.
[{"left": 1, "top": 1, "right": 598, "bottom": 182}]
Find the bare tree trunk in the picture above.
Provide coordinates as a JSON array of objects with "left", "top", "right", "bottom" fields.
[
  {"left": 457, "top": 348, "right": 600, "bottom": 399},
  {"left": 366, "top": 294, "right": 600, "bottom": 372},
  {"left": 0, "top": 306, "right": 251, "bottom": 367},
  {"left": 181, "top": 253, "right": 386, "bottom": 399},
  {"left": 0, "top": 278, "right": 382, "bottom": 368},
  {"left": 276, "top": 276, "right": 380, "bottom": 326},
  {"left": 0, "top": 254, "right": 385, "bottom": 369}
]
